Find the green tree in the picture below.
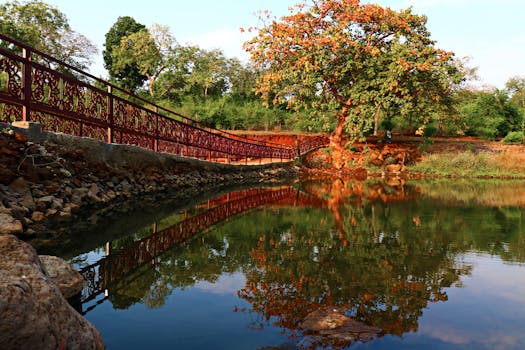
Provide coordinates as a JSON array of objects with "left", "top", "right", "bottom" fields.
[
  {"left": 103, "top": 16, "right": 146, "bottom": 91},
  {"left": 0, "top": 0, "right": 96, "bottom": 69},
  {"left": 225, "top": 59, "right": 258, "bottom": 101},
  {"left": 245, "top": 0, "right": 461, "bottom": 147},
  {"left": 156, "top": 45, "right": 230, "bottom": 101},
  {"left": 183, "top": 46, "right": 229, "bottom": 97},
  {"left": 459, "top": 89, "right": 522, "bottom": 139},
  {"left": 111, "top": 23, "right": 177, "bottom": 97}
]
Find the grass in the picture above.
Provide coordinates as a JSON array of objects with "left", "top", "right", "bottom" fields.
[{"left": 409, "top": 150, "right": 525, "bottom": 178}]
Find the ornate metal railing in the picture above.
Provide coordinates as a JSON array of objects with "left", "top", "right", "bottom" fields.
[
  {"left": 0, "top": 34, "right": 327, "bottom": 162},
  {"left": 78, "top": 186, "right": 325, "bottom": 313}
]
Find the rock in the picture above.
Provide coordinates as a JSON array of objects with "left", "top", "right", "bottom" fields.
[
  {"left": 0, "top": 203, "right": 11, "bottom": 214},
  {"left": 31, "top": 211, "right": 45, "bottom": 222},
  {"left": 71, "top": 177, "right": 82, "bottom": 187},
  {"left": 8, "top": 204, "right": 28, "bottom": 218},
  {"left": 0, "top": 213, "right": 23, "bottom": 235},
  {"left": 38, "top": 195, "right": 56, "bottom": 205},
  {"left": 58, "top": 168, "right": 72, "bottom": 177},
  {"left": 50, "top": 198, "right": 64, "bottom": 210},
  {"left": 0, "top": 165, "right": 17, "bottom": 185},
  {"left": 63, "top": 203, "right": 79, "bottom": 214},
  {"left": 46, "top": 208, "right": 58, "bottom": 217},
  {"left": 300, "top": 307, "right": 380, "bottom": 345},
  {"left": 71, "top": 187, "right": 89, "bottom": 205},
  {"left": 87, "top": 185, "right": 102, "bottom": 202},
  {"left": 14, "top": 132, "right": 28, "bottom": 143},
  {"left": 301, "top": 308, "right": 351, "bottom": 331},
  {"left": 0, "top": 235, "right": 104, "bottom": 349},
  {"left": 38, "top": 255, "right": 84, "bottom": 299},
  {"left": 22, "top": 217, "right": 33, "bottom": 225},
  {"left": 88, "top": 183, "right": 99, "bottom": 196},
  {"left": 57, "top": 211, "right": 72, "bottom": 220},
  {"left": 31, "top": 187, "right": 45, "bottom": 197},
  {"left": 46, "top": 184, "right": 60, "bottom": 195},
  {"left": 20, "top": 193, "right": 36, "bottom": 211},
  {"left": 8, "top": 177, "right": 30, "bottom": 194}
]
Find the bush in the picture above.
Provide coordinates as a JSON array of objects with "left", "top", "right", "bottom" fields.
[
  {"left": 502, "top": 131, "right": 524, "bottom": 144},
  {"left": 423, "top": 124, "right": 438, "bottom": 137}
]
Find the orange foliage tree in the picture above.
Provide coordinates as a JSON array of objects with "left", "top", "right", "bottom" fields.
[{"left": 245, "top": 0, "right": 462, "bottom": 147}]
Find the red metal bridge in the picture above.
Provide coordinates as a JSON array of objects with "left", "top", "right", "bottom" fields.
[{"left": 0, "top": 34, "right": 327, "bottom": 163}]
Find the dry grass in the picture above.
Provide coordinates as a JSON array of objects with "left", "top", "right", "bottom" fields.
[{"left": 409, "top": 137, "right": 525, "bottom": 178}]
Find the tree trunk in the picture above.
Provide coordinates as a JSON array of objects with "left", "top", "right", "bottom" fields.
[
  {"left": 330, "top": 111, "right": 347, "bottom": 149},
  {"left": 147, "top": 76, "right": 155, "bottom": 97},
  {"left": 373, "top": 104, "right": 381, "bottom": 136}
]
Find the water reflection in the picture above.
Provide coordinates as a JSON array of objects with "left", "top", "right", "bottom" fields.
[
  {"left": 66, "top": 179, "right": 525, "bottom": 349},
  {"left": 79, "top": 187, "right": 324, "bottom": 313}
]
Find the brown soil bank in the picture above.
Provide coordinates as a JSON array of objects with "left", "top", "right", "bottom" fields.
[
  {"left": 300, "top": 135, "right": 525, "bottom": 179},
  {"left": 228, "top": 130, "right": 325, "bottom": 147}
]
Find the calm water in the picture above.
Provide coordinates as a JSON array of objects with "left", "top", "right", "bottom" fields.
[{"left": 50, "top": 179, "right": 525, "bottom": 349}]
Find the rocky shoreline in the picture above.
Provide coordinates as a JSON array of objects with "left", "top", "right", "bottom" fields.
[
  {"left": 0, "top": 123, "right": 298, "bottom": 238},
  {"left": 0, "top": 234, "right": 104, "bottom": 350},
  {"left": 0, "top": 122, "right": 299, "bottom": 350}
]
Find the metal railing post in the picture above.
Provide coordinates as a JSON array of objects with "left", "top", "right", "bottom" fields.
[
  {"left": 107, "top": 85, "right": 113, "bottom": 144},
  {"left": 227, "top": 139, "right": 231, "bottom": 164},
  {"left": 154, "top": 106, "right": 159, "bottom": 152},
  {"left": 184, "top": 120, "right": 189, "bottom": 157},
  {"left": 21, "top": 48, "right": 31, "bottom": 122}
]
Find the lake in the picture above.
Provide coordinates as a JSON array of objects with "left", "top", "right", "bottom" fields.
[{"left": 44, "top": 179, "right": 525, "bottom": 349}]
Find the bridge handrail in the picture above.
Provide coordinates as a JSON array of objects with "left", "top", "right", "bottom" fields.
[
  {"left": 0, "top": 34, "right": 327, "bottom": 161},
  {"left": 0, "top": 33, "right": 289, "bottom": 148}
]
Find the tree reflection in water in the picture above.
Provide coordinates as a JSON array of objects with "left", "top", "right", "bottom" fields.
[{"left": 238, "top": 179, "right": 471, "bottom": 349}]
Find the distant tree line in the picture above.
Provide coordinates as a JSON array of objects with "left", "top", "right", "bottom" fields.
[{"left": 1, "top": 0, "right": 524, "bottom": 141}]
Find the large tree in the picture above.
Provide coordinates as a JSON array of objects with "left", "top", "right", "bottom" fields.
[
  {"left": 103, "top": 16, "right": 147, "bottom": 91},
  {"left": 111, "top": 23, "right": 177, "bottom": 97},
  {"left": 245, "top": 0, "right": 461, "bottom": 147},
  {"left": 0, "top": 0, "right": 96, "bottom": 70},
  {"left": 184, "top": 47, "right": 229, "bottom": 97},
  {"left": 155, "top": 45, "right": 231, "bottom": 100}
]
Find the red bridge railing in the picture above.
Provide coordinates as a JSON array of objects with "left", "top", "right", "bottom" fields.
[
  {"left": 0, "top": 34, "right": 327, "bottom": 162},
  {"left": 79, "top": 186, "right": 325, "bottom": 313}
]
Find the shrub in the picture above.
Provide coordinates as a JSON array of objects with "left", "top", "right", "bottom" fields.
[{"left": 502, "top": 131, "right": 524, "bottom": 144}]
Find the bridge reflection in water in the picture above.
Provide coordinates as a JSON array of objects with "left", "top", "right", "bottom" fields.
[{"left": 79, "top": 186, "right": 324, "bottom": 314}]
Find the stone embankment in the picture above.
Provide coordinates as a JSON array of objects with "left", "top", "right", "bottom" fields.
[
  {"left": 0, "top": 122, "right": 297, "bottom": 237},
  {"left": 0, "top": 122, "right": 298, "bottom": 350}
]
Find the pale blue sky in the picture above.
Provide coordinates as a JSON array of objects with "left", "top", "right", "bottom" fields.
[{"left": 25, "top": 0, "right": 525, "bottom": 88}]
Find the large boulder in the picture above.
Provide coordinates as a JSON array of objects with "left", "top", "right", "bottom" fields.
[
  {"left": 39, "top": 255, "right": 84, "bottom": 299},
  {"left": 0, "top": 234, "right": 104, "bottom": 350}
]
